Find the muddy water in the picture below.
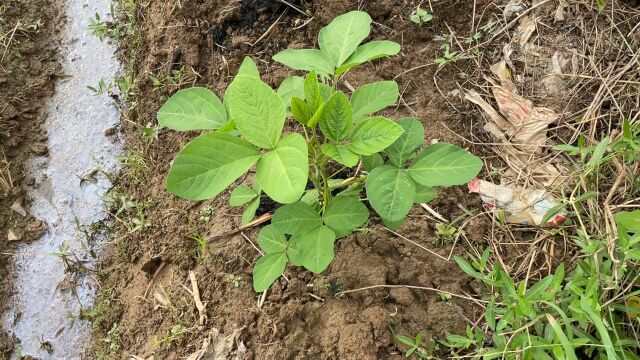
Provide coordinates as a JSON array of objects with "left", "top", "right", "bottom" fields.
[{"left": 1, "top": 0, "right": 121, "bottom": 358}]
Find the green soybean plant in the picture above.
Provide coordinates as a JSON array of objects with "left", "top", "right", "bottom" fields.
[{"left": 157, "top": 11, "right": 483, "bottom": 293}]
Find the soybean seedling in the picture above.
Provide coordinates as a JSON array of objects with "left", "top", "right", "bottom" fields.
[{"left": 158, "top": 11, "right": 483, "bottom": 293}]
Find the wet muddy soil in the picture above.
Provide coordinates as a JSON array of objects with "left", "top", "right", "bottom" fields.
[
  {"left": 91, "top": 0, "right": 497, "bottom": 359},
  {"left": 1, "top": 0, "right": 123, "bottom": 357},
  {"left": 0, "top": 0, "right": 63, "bottom": 355}
]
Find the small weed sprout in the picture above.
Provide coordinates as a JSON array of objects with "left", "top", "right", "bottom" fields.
[
  {"left": 158, "top": 11, "right": 483, "bottom": 293},
  {"left": 392, "top": 329, "right": 439, "bottom": 359},
  {"left": 226, "top": 274, "right": 242, "bottom": 288},
  {"left": 410, "top": 8, "right": 432, "bottom": 25}
]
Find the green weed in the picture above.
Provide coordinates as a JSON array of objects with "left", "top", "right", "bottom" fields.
[
  {"left": 447, "top": 121, "right": 640, "bottom": 359},
  {"left": 410, "top": 8, "right": 432, "bottom": 26}
]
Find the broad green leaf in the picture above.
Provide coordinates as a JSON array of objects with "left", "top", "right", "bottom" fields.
[
  {"left": 238, "top": 56, "right": 260, "bottom": 78},
  {"left": 414, "top": 185, "right": 437, "bottom": 204},
  {"left": 287, "top": 236, "right": 304, "bottom": 266},
  {"left": 336, "top": 40, "right": 401, "bottom": 76},
  {"left": 349, "top": 117, "right": 404, "bottom": 155},
  {"left": 291, "top": 97, "right": 311, "bottom": 125},
  {"left": 256, "top": 133, "right": 308, "bottom": 203},
  {"left": 326, "top": 227, "right": 349, "bottom": 239},
  {"left": 242, "top": 197, "right": 260, "bottom": 224},
  {"left": 226, "top": 75, "right": 285, "bottom": 149},
  {"left": 323, "top": 196, "right": 369, "bottom": 232},
  {"left": 362, "top": 153, "right": 384, "bottom": 172},
  {"left": 158, "top": 87, "right": 227, "bottom": 131},
  {"left": 321, "top": 143, "right": 359, "bottom": 167},
  {"left": 385, "top": 117, "right": 424, "bottom": 166},
  {"left": 277, "top": 76, "right": 305, "bottom": 109},
  {"left": 318, "top": 11, "right": 372, "bottom": 67},
  {"left": 382, "top": 217, "right": 403, "bottom": 229},
  {"left": 365, "top": 165, "right": 416, "bottom": 221},
  {"left": 166, "top": 133, "right": 260, "bottom": 200},
  {"left": 319, "top": 92, "right": 352, "bottom": 142},
  {"left": 616, "top": 210, "right": 640, "bottom": 231},
  {"left": 304, "top": 71, "right": 321, "bottom": 114},
  {"left": 230, "top": 184, "right": 258, "bottom": 206},
  {"left": 272, "top": 201, "right": 323, "bottom": 235},
  {"left": 258, "top": 225, "right": 288, "bottom": 254},
  {"left": 298, "top": 225, "right": 336, "bottom": 273},
  {"left": 409, "top": 143, "right": 483, "bottom": 186},
  {"left": 253, "top": 253, "right": 287, "bottom": 292},
  {"left": 351, "top": 81, "right": 399, "bottom": 122},
  {"left": 272, "top": 49, "right": 334, "bottom": 76}
]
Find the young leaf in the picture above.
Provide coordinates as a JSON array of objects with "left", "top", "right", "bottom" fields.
[
  {"left": 365, "top": 165, "right": 416, "bottom": 221},
  {"left": 384, "top": 117, "right": 424, "bottom": 167},
  {"left": 304, "top": 71, "right": 322, "bottom": 114},
  {"left": 323, "top": 196, "right": 369, "bottom": 232},
  {"left": 454, "top": 256, "right": 484, "bottom": 279},
  {"left": 226, "top": 75, "right": 286, "bottom": 149},
  {"left": 319, "top": 83, "right": 334, "bottom": 102},
  {"left": 242, "top": 197, "right": 260, "bottom": 224},
  {"left": 238, "top": 56, "right": 260, "bottom": 78},
  {"left": 277, "top": 76, "right": 305, "bottom": 109},
  {"left": 166, "top": 133, "right": 260, "bottom": 200},
  {"left": 291, "top": 97, "right": 312, "bottom": 125},
  {"left": 409, "top": 143, "right": 483, "bottom": 186},
  {"left": 414, "top": 184, "right": 437, "bottom": 204},
  {"left": 307, "top": 102, "right": 326, "bottom": 128},
  {"left": 158, "top": 87, "right": 227, "bottom": 131},
  {"left": 319, "top": 92, "right": 353, "bottom": 142},
  {"left": 272, "top": 49, "right": 335, "bottom": 76},
  {"left": 318, "top": 11, "right": 372, "bottom": 67},
  {"left": 272, "top": 201, "right": 323, "bottom": 235},
  {"left": 336, "top": 40, "right": 401, "bottom": 76},
  {"left": 300, "top": 189, "right": 321, "bottom": 210},
  {"left": 349, "top": 117, "right": 404, "bottom": 155},
  {"left": 256, "top": 133, "right": 309, "bottom": 203},
  {"left": 321, "top": 143, "right": 359, "bottom": 167},
  {"left": 258, "top": 225, "right": 288, "bottom": 254},
  {"left": 230, "top": 184, "right": 258, "bottom": 206},
  {"left": 362, "top": 153, "right": 384, "bottom": 172},
  {"left": 351, "top": 81, "right": 399, "bottom": 122},
  {"left": 298, "top": 225, "right": 336, "bottom": 273},
  {"left": 586, "top": 136, "right": 609, "bottom": 168},
  {"left": 253, "top": 253, "right": 287, "bottom": 292}
]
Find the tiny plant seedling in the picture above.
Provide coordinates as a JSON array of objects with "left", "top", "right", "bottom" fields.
[
  {"left": 410, "top": 7, "right": 433, "bottom": 25},
  {"left": 157, "top": 11, "right": 483, "bottom": 292}
]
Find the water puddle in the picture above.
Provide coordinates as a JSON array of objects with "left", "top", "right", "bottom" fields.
[{"left": 1, "top": 0, "right": 121, "bottom": 358}]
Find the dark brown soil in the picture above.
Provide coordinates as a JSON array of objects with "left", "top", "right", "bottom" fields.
[
  {"left": 91, "top": 0, "right": 497, "bottom": 359},
  {"left": 0, "top": 0, "right": 62, "bottom": 356}
]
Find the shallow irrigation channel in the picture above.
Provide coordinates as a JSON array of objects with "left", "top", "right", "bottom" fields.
[{"left": 2, "top": 0, "right": 122, "bottom": 358}]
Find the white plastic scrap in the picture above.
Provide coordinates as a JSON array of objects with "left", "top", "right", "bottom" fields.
[{"left": 468, "top": 178, "right": 566, "bottom": 226}]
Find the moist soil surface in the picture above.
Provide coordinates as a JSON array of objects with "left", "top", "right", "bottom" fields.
[
  {"left": 90, "top": 0, "right": 640, "bottom": 358},
  {"left": 0, "top": 0, "right": 62, "bottom": 355},
  {"left": 92, "top": 1, "right": 494, "bottom": 358}
]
